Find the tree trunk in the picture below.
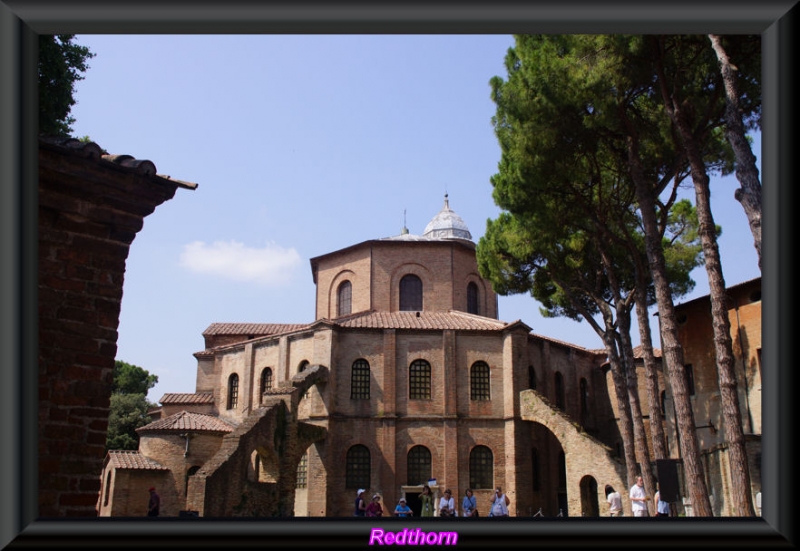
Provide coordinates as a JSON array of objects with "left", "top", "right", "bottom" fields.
[
  {"left": 626, "top": 134, "right": 714, "bottom": 517},
  {"left": 616, "top": 305, "right": 657, "bottom": 515},
  {"left": 633, "top": 264, "right": 669, "bottom": 461},
  {"left": 601, "top": 330, "right": 640, "bottom": 488},
  {"left": 600, "top": 247, "right": 658, "bottom": 514},
  {"left": 708, "top": 34, "right": 762, "bottom": 272},
  {"left": 671, "top": 100, "right": 756, "bottom": 516}
]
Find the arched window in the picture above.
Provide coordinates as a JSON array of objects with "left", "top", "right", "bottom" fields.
[
  {"left": 684, "top": 364, "right": 696, "bottom": 396},
  {"left": 298, "top": 360, "right": 309, "bottom": 373},
  {"left": 660, "top": 390, "right": 667, "bottom": 416},
  {"left": 409, "top": 359, "right": 431, "bottom": 400},
  {"left": 470, "top": 361, "right": 490, "bottom": 400},
  {"left": 337, "top": 280, "right": 352, "bottom": 317},
  {"left": 260, "top": 367, "right": 273, "bottom": 403},
  {"left": 467, "top": 282, "right": 479, "bottom": 314},
  {"left": 399, "top": 274, "right": 423, "bottom": 311},
  {"left": 469, "top": 445, "right": 493, "bottom": 489},
  {"left": 579, "top": 378, "right": 589, "bottom": 420},
  {"left": 407, "top": 446, "right": 432, "bottom": 486},
  {"left": 528, "top": 365, "right": 537, "bottom": 390},
  {"left": 555, "top": 372, "right": 565, "bottom": 411},
  {"left": 227, "top": 373, "right": 239, "bottom": 410},
  {"left": 351, "top": 359, "right": 370, "bottom": 399},
  {"left": 346, "top": 445, "right": 371, "bottom": 489}
]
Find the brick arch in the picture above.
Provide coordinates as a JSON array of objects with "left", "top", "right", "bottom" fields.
[
  {"left": 187, "top": 375, "right": 329, "bottom": 517},
  {"left": 327, "top": 269, "right": 357, "bottom": 319},
  {"left": 520, "top": 389, "right": 630, "bottom": 516},
  {"left": 389, "top": 262, "right": 434, "bottom": 312},
  {"left": 461, "top": 272, "right": 491, "bottom": 315}
]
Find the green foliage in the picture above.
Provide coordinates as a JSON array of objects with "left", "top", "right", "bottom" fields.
[
  {"left": 113, "top": 360, "right": 158, "bottom": 395},
  {"left": 478, "top": 34, "right": 710, "bottom": 333},
  {"left": 38, "top": 34, "right": 95, "bottom": 137},
  {"left": 106, "top": 360, "right": 158, "bottom": 451},
  {"left": 106, "top": 392, "right": 154, "bottom": 451}
]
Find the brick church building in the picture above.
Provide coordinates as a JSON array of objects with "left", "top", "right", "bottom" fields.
[{"left": 96, "top": 195, "right": 761, "bottom": 518}]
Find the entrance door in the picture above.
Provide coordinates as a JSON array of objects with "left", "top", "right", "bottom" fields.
[{"left": 405, "top": 490, "right": 422, "bottom": 517}]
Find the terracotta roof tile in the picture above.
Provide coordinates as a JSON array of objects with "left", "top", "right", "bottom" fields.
[
  {"left": 335, "top": 310, "right": 508, "bottom": 331},
  {"left": 159, "top": 392, "right": 214, "bottom": 405},
  {"left": 107, "top": 450, "right": 169, "bottom": 471},
  {"left": 39, "top": 136, "right": 197, "bottom": 189},
  {"left": 137, "top": 411, "right": 234, "bottom": 434},
  {"left": 202, "top": 322, "right": 310, "bottom": 337}
]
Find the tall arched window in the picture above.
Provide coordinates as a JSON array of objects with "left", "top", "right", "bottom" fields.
[
  {"left": 579, "top": 378, "right": 589, "bottom": 420},
  {"left": 469, "top": 445, "right": 493, "bottom": 489},
  {"left": 528, "top": 365, "right": 537, "bottom": 390},
  {"left": 399, "top": 274, "right": 423, "bottom": 311},
  {"left": 554, "top": 372, "right": 565, "bottom": 411},
  {"left": 467, "top": 282, "right": 479, "bottom": 314},
  {"left": 470, "top": 361, "right": 490, "bottom": 400},
  {"left": 407, "top": 446, "right": 432, "bottom": 485},
  {"left": 260, "top": 367, "right": 273, "bottom": 403},
  {"left": 298, "top": 360, "right": 309, "bottom": 373},
  {"left": 351, "top": 359, "right": 370, "bottom": 399},
  {"left": 409, "top": 359, "right": 431, "bottom": 400},
  {"left": 337, "top": 280, "right": 352, "bottom": 317},
  {"left": 346, "top": 445, "right": 371, "bottom": 489},
  {"left": 227, "top": 373, "right": 239, "bottom": 410}
]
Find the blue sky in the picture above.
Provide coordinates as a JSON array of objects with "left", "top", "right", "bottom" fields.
[{"left": 69, "top": 35, "right": 761, "bottom": 401}]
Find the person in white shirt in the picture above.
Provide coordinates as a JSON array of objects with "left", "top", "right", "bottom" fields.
[
  {"left": 629, "top": 476, "right": 649, "bottom": 517},
  {"left": 605, "top": 485, "right": 623, "bottom": 516},
  {"left": 438, "top": 489, "right": 455, "bottom": 517},
  {"left": 490, "top": 486, "right": 510, "bottom": 517}
]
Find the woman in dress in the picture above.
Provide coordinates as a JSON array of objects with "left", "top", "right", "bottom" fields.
[{"left": 419, "top": 485, "right": 434, "bottom": 518}]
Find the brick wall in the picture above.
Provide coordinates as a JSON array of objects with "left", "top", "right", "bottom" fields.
[{"left": 38, "top": 138, "right": 193, "bottom": 516}]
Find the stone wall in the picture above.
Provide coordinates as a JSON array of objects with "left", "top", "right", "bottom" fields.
[{"left": 37, "top": 137, "right": 194, "bottom": 516}]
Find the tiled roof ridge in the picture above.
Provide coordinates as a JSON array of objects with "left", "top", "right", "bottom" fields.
[
  {"left": 335, "top": 310, "right": 509, "bottom": 331},
  {"left": 106, "top": 449, "right": 169, "bottom": 471},
  {"left": 137, "top": 410, "right": 234, "bottom": 434},
  {"left": 159, "top": 392, "right": 214, "bottom": 405},
  {"left": 39, "top": 135, "right": 197, "bottom": 189},
  {"left": 202, "top": 322, "right": 311, "bottom": 336}
]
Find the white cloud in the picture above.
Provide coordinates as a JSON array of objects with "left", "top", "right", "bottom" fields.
[{"left": 179, "top": 240, "right": 301, "bottom": 286}]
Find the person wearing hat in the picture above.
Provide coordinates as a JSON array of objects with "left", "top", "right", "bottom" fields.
[
  {"left": 147, "top": 486, "right": 160, "bottom": 517},
  {"left": 354, "top": 489, "right": 367, "bottom": 516},
  {"left": 366, "top": 493, "right": 384, "bottom": 517},
  {"left": 394, "top": 497, "right": 412, "bottom": 517}
]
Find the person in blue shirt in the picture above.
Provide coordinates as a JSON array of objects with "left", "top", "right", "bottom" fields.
[
  {"left": 394, "top": 497, "right": 413, "bottom": 517},
  {"left": 655, "top": 484, "right": 671, "bottom": 517},
  {"left": 462, "top": 488, "right": 478, "bottom": 517}
]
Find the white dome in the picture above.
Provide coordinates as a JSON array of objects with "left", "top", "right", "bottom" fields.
[{"left": 423, "top": 194, "right": 472, "bottom": 241}]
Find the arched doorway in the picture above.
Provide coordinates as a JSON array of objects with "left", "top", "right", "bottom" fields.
[{"left": 580, "top": 475, "right": 600, "bottom": 517}]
